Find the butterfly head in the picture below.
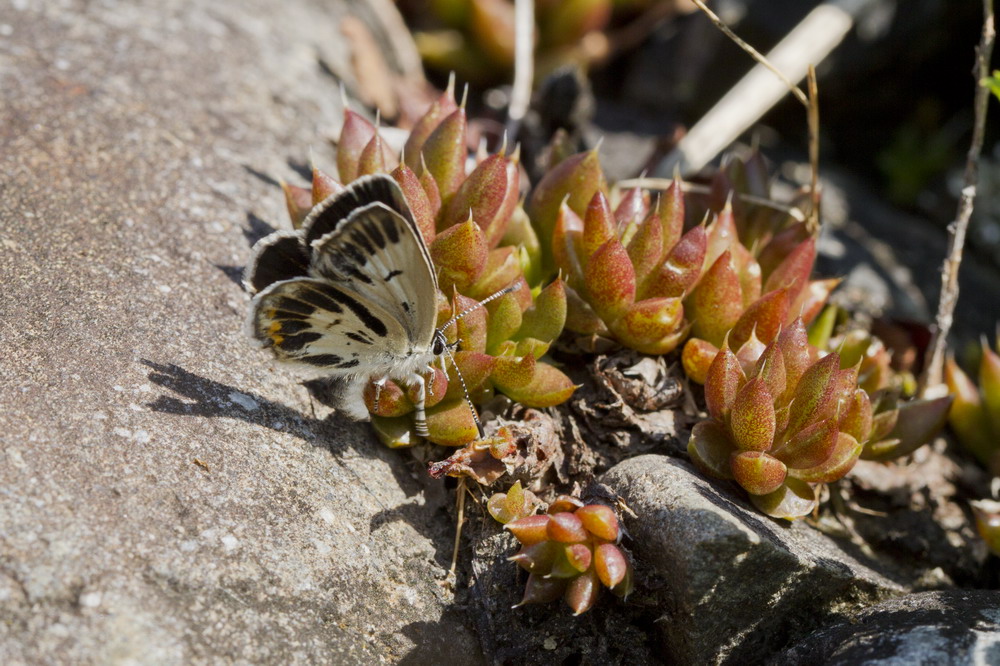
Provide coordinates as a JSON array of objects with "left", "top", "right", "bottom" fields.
[{"left": 431, "top": 330, "right": 448, "bottom": 356}]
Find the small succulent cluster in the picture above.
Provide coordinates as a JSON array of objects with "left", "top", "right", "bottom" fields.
[
  {"left": 491, "top": 489, "right": 634, "bottom": 614},
  {"left": 944, "top": 341, "right": 1000, "bottom": 474},
  {"left": 688, "top": 318, "right": 952, "bottom": 518},
  {"left": 285, "top": 84, "right": 576, "bottom": 448}
]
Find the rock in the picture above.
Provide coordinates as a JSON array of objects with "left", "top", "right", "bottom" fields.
[
  {"left": 773, "top": 590, "right": 1000, "bottom": 665},
  {"left": 0, "top": 1, "right": 480, "bottom": 663},
  {"left": 599, "top": 455, "right": 906, "bottom": 665}
]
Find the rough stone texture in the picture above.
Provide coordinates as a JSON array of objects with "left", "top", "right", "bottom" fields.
[
  {"left": 600, "top": 455, "right": 906, "bottom": 665},
  {"left": 773, "top": 590, "right": 1000, "bottom": 665},
  {"left": 0, "top": 1, "right": 480, "bottom": 663}
]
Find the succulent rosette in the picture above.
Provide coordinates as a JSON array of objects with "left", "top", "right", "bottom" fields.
[
  {"left": 688, "top": 318, "right": 869, "bottom": 519},
  {"left": 945, "top": 340, "right": 1000, "bottom": 474},
  {"left": 502, "top": 494, "right": 634, "bottom": 615},
  {"left": 279, "top": 86, "right": 575, "bottom": 449},
  {"left": 688, "top": 315, "right": 952, "bottom": 518}
]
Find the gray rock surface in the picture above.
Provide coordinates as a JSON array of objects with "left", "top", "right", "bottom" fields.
[
  {"left": 0, "top": 1, "right": 480, "bottom": 663},
  {"left": 600, "top": 454, "right": 907, "bottom": 665},
  {"left": 773, "top": 590, "right": 1000, "bottom": 665}
]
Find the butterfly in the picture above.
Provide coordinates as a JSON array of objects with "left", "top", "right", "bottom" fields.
[{"left": 244, "top": 173, "right": 510, "bottom": 436}]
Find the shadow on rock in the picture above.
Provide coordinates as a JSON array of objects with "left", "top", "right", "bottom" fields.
[
  {"left": 243, "top": 211, "right": 276, "bottom": 246},
  {"left": 142, "top": 359, "right": 463, "bottom": 567},
  {"left": 214, "top": 264, "right": 245, "bottom": 287},
  {"left": 397, "top": 606, "right": 487, "bottom": 666},
  {"left": 142, "top": 359, "right": 325, "bottom": 444}
]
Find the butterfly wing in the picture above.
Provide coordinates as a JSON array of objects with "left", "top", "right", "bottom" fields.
[
  {"left": 243, "top": 230, "right": 310, "bottom": 294},
  {"left": 309, "top": 201, "right": 438, "bottom": 347},
  {"left": 302, "top": 174, "right": 415, "bottom": 246},
  {"left": 246, "top": 277, "right": 412, "bottom": 374}
]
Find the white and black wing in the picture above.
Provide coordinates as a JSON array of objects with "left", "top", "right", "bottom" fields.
[
  {"left": 246, "top": 277, "right": 411, "bottom": 375},
  {"left": 307, "top": 180, "right": 438, "bottom": 346},
  {"left": 245, "top": 174, "right": 439, "bottom": 377}
]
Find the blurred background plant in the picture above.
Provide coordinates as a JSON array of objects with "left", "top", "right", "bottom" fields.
[{"left": 397, "top": 0, "right": 686, "bottom": 87}]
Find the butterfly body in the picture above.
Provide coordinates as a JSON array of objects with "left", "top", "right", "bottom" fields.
[{"left": 245, "top": 175, "right": 446, "bottom": 433}]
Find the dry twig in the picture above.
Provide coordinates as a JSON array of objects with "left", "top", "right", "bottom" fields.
[
  {"left": 919, "top": 0, "right": 996, "bottom": 395},
  {"left": 659, "top": 0, "right": 870, "bottom": 203},
  {"left": 806, "top": 65, "right": 821, "bottom": 232},
  {"left": 690, "top": 0, "right": 808, "bottom": 106}
]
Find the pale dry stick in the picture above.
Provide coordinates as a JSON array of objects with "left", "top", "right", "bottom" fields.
[
  {"left": 506, "top": 0, "right": 535, "bottom": 139},
  {"left": 690, "top": 0, "right": 808, "bottom": 107},
  {"left": 447, "top": 477, "right": 469, "bottom": 582},
  {"left": 919, "top": 0, "right": 996, "bottom": 395},
  {"left": 658, "top": 0, "right": 874, "bottom": 178},
  {"left": 616, "top": 177, "right": 807, "bottom": 222}
]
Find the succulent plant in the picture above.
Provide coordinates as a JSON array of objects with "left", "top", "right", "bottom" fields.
[
  {"left": 525, "top": 145, "right": 836, "bottom": 359},
  {"left": 487, "top": 480, "right": 541, "bottom": 523},
  {"left": 687, "top": 319, "right": 868, "bottom": 519},
  {"left": 687, "top": 316, "right": 951, "bottom": 518},
  {"left": 502, "top": 494, "right": 634, "bottom": 614},
  {"left": 279, "top": 88, "right": 576, "bottom": 449},
  {"left": 945, "top": 340, "right": 1000, "bottom": 474},
  {"left": 970, "top": 499, "right": 1000, "bottom": 556}
]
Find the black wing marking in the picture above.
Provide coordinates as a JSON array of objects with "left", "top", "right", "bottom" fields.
[
  {"left": 302, "top": 174, "right": 415, "bottom": 247},
  {"left": 246, "top": 277, "right": 411, "bottom": 373},
  {"left": 243, "top": 230, "right": 310, "bottom": 294},
  {"left": 309, "top": 203, "right": 438, "bottom": 347}
]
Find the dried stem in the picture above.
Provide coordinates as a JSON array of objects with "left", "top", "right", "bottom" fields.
[
  {"left": 688, "top": 0, "right": 823, "bottom": 229},
  {"left": 807, "top": 65, "right": 821, "bottom": 233},
  {"left": 616, "top": 177, "right": 807, "bottom": 221},
  {"left": 919, "top": 0, "right": 995, "bottom": 395},
  {"left": 690, "top": 0, "right": 808, "bottom": 107},
  {"left": 447, "top": 477, "right": 468, "bottom": 581}
]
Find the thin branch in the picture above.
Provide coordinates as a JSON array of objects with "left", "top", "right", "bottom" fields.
[
  {"left": 690, "top": 0, "right": 808, "bottom": 107},
  {"left": 919, "top": 0, "right": 995, "bottom": 395},
  {"left": 616, "top": 177, "right": 807, "bottom": 222},
  {"left": 807, "top": 65, "right": 821, "bottom": 233},
  {"left": 506, "top": 0, "right": 534, "bottom": 139},
  {"left": 447, "top": 477, "right": 468, "bottom": 582}
]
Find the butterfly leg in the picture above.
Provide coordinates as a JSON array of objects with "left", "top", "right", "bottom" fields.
[
  {"left": 409, "top": 372, "right": 429, "bottom": 437},
  {"left": 372, "top": 376, "right": 388, "bottom": 415}
]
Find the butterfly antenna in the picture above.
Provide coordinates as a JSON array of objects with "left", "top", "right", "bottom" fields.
[
  {"left": 440, "top": 339, "right": 485, "bottom": 438},
  {"left": 439, "top": 283, "right": 521, "bottom": 334}
]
